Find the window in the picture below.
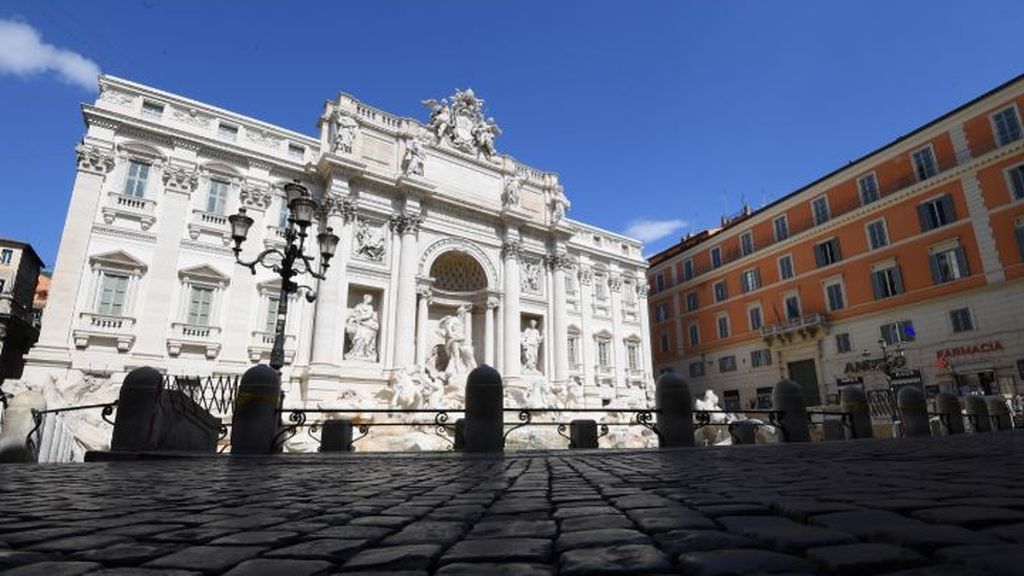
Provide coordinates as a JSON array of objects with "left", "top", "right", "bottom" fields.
[
  {"left": 950, "top": 307, "right": 975, "bottom": 333},
  {"left": 623, "top": 281, "right": 636, "bottom": 306},
  {"left": 751, "top": 349, "right": 772, "bottom": 368},
  {"left": 207, "top": 179, "right": 230, "bottom": 215},
  {"left": 871, "top": 264, "right": 904, "bottom": 299},
  {"left": 912, "top": 146, "right": 938, "bottom": 181},
  {"left": 97, "top": 272, "right": 129, "bottom": 316},
  {"left": 918, "top": 194, "right": 956, "bottom": 231},
  {"left": 723, "top": 390, "right": 741, "bottom": 411},
  {"left": 278, "top": 206, "right": 290, "bottom": 229},
  {"left": 773, "top": 215, "right": 789, "bottom": 241},
  {"left": 1006, "top": 164, "right": 1024, "bottom": 201},
  {"left": 655, "top": 303, "right": 669, "bottom": 322},
  {"left": 866, "top": 219, "right": 889, "bottom": 250},
  {"left": 0, "top": 248, "right": 12, "bottom": 264},
  {"left": 122, "top": 160, "right": 150, "bottom": 198},
  {"left": 288, "top": 144, "right": 305, "bottom": 160},
  {"left": 812, "top": 196, "right": 830, "bottom": 225},
  {"left": 595, "top": 274, "right": 608, "bottom": 300},
  {"left": 714, "top": 280, "right": 728, "bottom": 303},
  {"left": 858, "top": 173, "right": 880, "bottom": 205},
  {"left": 688, "top": 323, "right": 700, "bottom": 347},
  {"left": 710, "top": 246, "right": 722, "bottom": 269},
  {"left": 627, "top": 341, "right": 640, "bottom": 370},
  {"left": 141, "top": 100, "right": 164, "bottom": 118},
  {"left": 835, "top": 332, "right": 852, "bottom": 354},
  {"left": 778, "top": 254, "right": 794, "bottom": 280},
  {"left": 993, "top": 106, "right": 1022, "bottom": 146},
  {"left": 815, "top": 238, "right": 842, "bottom": 267},
  {"left": 187, "top": 286, "right": 215, "bottom": 325},
  {"left": 659, "top": 333, "right": 670, "bottom": 353},
  {"left": 717, "top": 314, "right": 730, "bottom": 339},
  {"left": 823, "top": 279, "right": 845, "bottom": 311},
  {"left": 218, "top": 123, "right": 238, "bottom": 141},
  {"left": 655, "top": 273, "right": 665, "bottom": 292},
  {"left": 1016, "top": 220, "right": 1024, "bottom": 261},
  {"left": 748, "top": 305, "right": 763, "bottom": 331},
  {"left": 930, "top": 245, "right": 969, "bottom": 284},
  {"left": 718, "top": 355, "right": 737, "bottom": 372},
  {"left": 740, "top": 232, "right": 754, "bottom": 256},
  {"left": 784, "top": 294, "right": 800, "bottom": 319},
  {"left": 568, "top": 334, "right": 580, "bottom": 368},
  {"left": 683, "top": 259, "right": 694, "bottom": 280},
  {"left": 264, "top": 296, "right": 280, "bottom": 333},
  {"left": 756, "top": 387, "right": 773, "bottom": 409},
  {"left": 740, "top": 268, "right": 761, "bottom": 293},
  {"left": 686, "top": 291, "right": 698, "bottom": 312},
  {"left": 880, "top": 320, "right": 915, "bottom": 345},
  {"left": 597, "top": 339, "right": 611, "bottom": 367},
  {"left": 689, "top": 361, "right": 705, "bottom": 378}
]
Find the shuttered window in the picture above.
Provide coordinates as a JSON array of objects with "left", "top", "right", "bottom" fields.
[
  {"left": 993, "top": 106, "right": 1023, "bottom": 146},
  {"left": 871, "top": 265, "right": 904, "bottom": 299},
  {"left": 867, "top": 219, "right": 889, "bottom": 250},
  {"left": 97, "top": 273, "right": 129, "bottom": 316},
  {"left": 187, "top": 286, "right": 214, "bottom": 326},
  {"left": 918, "top": 194, "right": 956, "bottom": 232},
  {"left": 930, "top": 246, "right": 969, "bottom": 284},
  {"left": 1008, "top": 165, "right": 1024, "bottom": 201},
  {"left": 815, "top": 238, "right": 842, "bottom": 267},
  {"left": 858, "top": 173, "right": 880, "bottom": 205},
  {"left": 913, "top": 147, "right": 938, "bottom": 181}
]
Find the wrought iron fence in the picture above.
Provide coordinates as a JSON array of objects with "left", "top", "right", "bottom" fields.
[
  {"left": 27, "top": 401, "right": 118, "bottom": 460},
  {"left": 162, "top": 374, "right": 238, "bottom": 418}
]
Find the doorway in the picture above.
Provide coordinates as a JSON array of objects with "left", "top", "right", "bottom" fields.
[{"left": 787, "top": 359, "right": 822, "bottom": 406}]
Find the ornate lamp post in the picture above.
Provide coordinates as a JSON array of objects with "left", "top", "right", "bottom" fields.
[
  {"left": 875, "top": 337, "right": 907, "bottom": 380},
  {"left": 228, "top": 181, "right": 339, "bottom": 370}
]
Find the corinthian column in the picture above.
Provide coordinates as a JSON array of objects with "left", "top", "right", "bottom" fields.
[
  {"left": 310, "top": 192, "right": 355, "bottom": 366},
  {"left": 415, "top": 286, "right": 430, "bottom": 365},
  {"left": 501, "top": 238, "right": 522, "bottom": 379},
  {"left": 548, "top": 251, "right": 571, "bottom": 384},
  {"left": 484, "top": 296, "right": 497, "bottom": 366},
  {"left": 391, "top": 213, "right": 422, "bottom": 368}
]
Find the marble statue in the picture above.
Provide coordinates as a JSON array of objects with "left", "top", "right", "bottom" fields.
[
  {"left": 344, "top": 295, "right": 379, "bottom": 360},
  {"left": 421, "top": 98, "right": 451, "bottom": 143},
  {"left": 520, "top": 319, "right": 543, "bottom": 373},
  {"left": 353, "top": 219, "right": 386, "bottom": 262},
  {"left": 421, "top": 89, "right": 501, "bottom": 157},
  {"left": 503, "top": 173, "right": 525, "bottom": 210},
  {"left": 694, "top": 389, "right": 778, "bottom": 446},
  {"left": 474, "top": 117, "right": 500, "bottom": 157},
  {"left": 334, "top": 114, "right": 358, "bottom": 154},
  {"left": 521, "top": 260, "right": 542, "bottom": 294},
  {"left": 402, "top": 138, "right": 425, "bottom": 177},
  {"left": 552, "top": 185, "right": 570, "bottom": 222},
  {"left": 438, "top": 305, "right": 476, "bottom": 377}
]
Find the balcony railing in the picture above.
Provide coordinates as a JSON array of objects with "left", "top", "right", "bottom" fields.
[
  {"left": 73, "top": 312, "right": 136, "bottom": 351},
  {"left": 247, "top": 330, "right": 297, "bottom": 363},
  {"left": 102, "top": 192, "right": 157, "bottom": 230},
  {"left": 167, "top": 322, "right": 222, "bottom": 358},
  {"left": 263, "top": 225, "right": 287, "bottom": 248},
  {"left": 187, "top": 210, "right": 231, "bottom": 245},
  {"left": 761, "top": 313, "right": 828, "bottom": 345}
]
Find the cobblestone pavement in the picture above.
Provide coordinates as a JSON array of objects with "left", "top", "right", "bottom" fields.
[{"left": 1, "top": 431, "right": 1023, "bottom": 575}]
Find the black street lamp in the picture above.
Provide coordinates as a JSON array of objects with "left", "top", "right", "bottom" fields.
[{"left": 228, "top": 181, "right": 339, "bottom": 370}]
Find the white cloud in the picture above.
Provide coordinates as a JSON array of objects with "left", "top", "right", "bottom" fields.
[
  {"left": 623, "top": 218, "right": 687, "bottom": 244},
  {"left": 0, "top": 19, "right": 100, "bottom": 91}
]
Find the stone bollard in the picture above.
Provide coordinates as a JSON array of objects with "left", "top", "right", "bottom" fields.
[
  {"left": 320, "top": 419, "right": 354, "bottom": 452},
  {"left": 729, "top": 420, "right": 757, "bottom": 444},
  {"left": 569, "top": 419, "right": 599, "bottom": 449},
  {"left": 0, "top": 391, "right": 47, "bottom": 463},
  {"left": 655, "top": 372, "right": 694, "bottom": 447},
  {"left": 772, "top": 379, "right": 809, "bottom": 442},
  {"left": 897, "top": 386, "right": 930, "bottom": 437},
  {"left": 964, "top": 396, "right": 991, "bottom": 433},
  {"left": 934, "top": 393, "right": 965, "bottom": 435},
  {"left": 110, "top": 366, "right": 165, "bottom": 451},
  {"left": 985, "top": 396, "right": 1013, "bottom": 431},
  {"left": 453, "top": 419, "right": 465, "bottom": 451},
  {"left": 839, "top": 386, "right": 874, "bottom": 439},
  {"left": 464, "top": 365, "right": 504, "bottom": 452},
  {"left": 231, "top": 365, "right": 283, "bottom": 454}
]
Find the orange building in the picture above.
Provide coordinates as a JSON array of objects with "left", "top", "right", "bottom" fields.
[{"left": 648, "top": 74, "right": 1024, "bottom": 409}]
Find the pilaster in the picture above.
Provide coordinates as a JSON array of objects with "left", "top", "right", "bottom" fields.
[
  {"left": 501, "top": 232, "right": 522, "bottom": 380},
  {"left": 960, "top": 172, "right": 1005, "bottom": 283}
]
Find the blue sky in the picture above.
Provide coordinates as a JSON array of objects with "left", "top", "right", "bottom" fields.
[{"left": 2, "top": 1, "right": 1023, "bottom": 266}]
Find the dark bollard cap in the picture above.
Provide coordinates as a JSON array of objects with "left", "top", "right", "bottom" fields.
[
  {"left": 656, "top": 372, "right": 688, "bottom": 389},
  {"left": 240, "top": 364, "right": 282, "bottom": 390},
  {"left": 773, "top": 379, "right": 803, "bottom": 397},
  {"left": 467, "top": 364, "right": 502, "bottom": 387},
  {"left": 122, "top": 366, "right": 163, "bottom": 389},
  {"left": 897, "top": 386, "right": 926, "bottom": 407}
]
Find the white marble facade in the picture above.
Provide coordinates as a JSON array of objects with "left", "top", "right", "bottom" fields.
[{"left": 11, "top": 77, "right": 652, "bottom": 452}]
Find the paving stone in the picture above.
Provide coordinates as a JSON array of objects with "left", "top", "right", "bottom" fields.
[
  {"left": 874, "top": 524, "right": 1002, "bottom": 552},
  {"left": 552, "top": 505, "right": 620, "bottom": 519},
  {"left": 221, "top": 558, "right": 334, "bottom": 575},
  {"left": 982, "top": 522, "right": 1024, "bottom": 543},
  {"left": 70, "top": 543, "right": 181, "bottom": 565},
  {"left": 148, "top": 527, "right": 239, "bottom": 544},
  {"left": 209, "top": 530, "right": 300, "bottom": 545},
  {"left": 488, "top": 499, "right": 551, "bottom": 514},
  {"left": 559, "top": 544, "right": 671, "bottom": 575},
  {"left": 441, "top": 538, "right": 552, "bottom": 563},
  {"left": 1, "top": 561, "right": 102, "bottom": 576},
  {"left": 342, "top": 544, "right": 442, "bottom": 570},
  {"left": 911, "top": 506, "right": 1024, "bottom": 527},
  {"left": 102, "top": 524, "right": 188, "bottom": 538},
  {"left": 559, "top": 515, "right": 635, "bottom": 533},
  {"left": 654, "top": 529, "right": 760, "bottom": 555},
  {"left": 467, "top": 519, "right": 557, "bottom": 539},
  {"left": 806, "top": 543, "right": 929, "bottom": 575},
  {"left": 309, "top": 525, "right": 392, "bottom": 541},
  {"left": 349, "top": 515, "right": 415, "bottom": 528},
  {"left": 87, "top": 569, "right": 204, "bottom": 576},
  {"left": 0, "top": 549, "right": 50, "bottom": 571},
  {"left": 696, "top": 503, "right": 774, "bottom": 517},
  {"left": 677, "top": 549, "right": 816, "bottom": 575},
  {"left": 436, "top": 562, "right": 555, "bottom": 575},
  {"left": 382, "top": 520, "right": 467, "bottom": 545},
  {"left": 629, "top": 509, "right": 717, "bottom": 532},
  {"left": 2, "top": 527, "right": 92, "bottom": 546},
  {"left": 28, "top": 533, "right": 134, "bottom": 553},
  {"left": 772, "top": 499, "right": 863, "bottom": 521},
  {"left": 809, "top": 509, "right": 926, "bottom": 538},
  {"left": 263, "top": 538, "right": 367, "bottom": 560},
  {"left": 878, "top": 566, "right": 988, "bottom": 575},
  {"left": 144, "top": 545, "right": 266, "bottom": 572},
  {"left": 933, "top": 545, "right": 1024, "bottom": 576},
  {"left": 556, "top": 528, "right": 651, "bottom": 552}
]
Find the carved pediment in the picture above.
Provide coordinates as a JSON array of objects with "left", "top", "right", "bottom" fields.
[
  {"left": 178, "top": 264, "right": 231, "bottom": 285},
  {"left": 88, "top": 250, "right": 148, "bottom": 273}
]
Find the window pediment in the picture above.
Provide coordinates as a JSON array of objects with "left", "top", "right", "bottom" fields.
[
  {"left": 178, "top": 264, "right": 230, "bottom": 285},
  {"left": 89, "top": 250, "right": 147, "bottom": 274}
]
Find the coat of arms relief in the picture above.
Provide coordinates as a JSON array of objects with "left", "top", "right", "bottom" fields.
[{"left": 421, "top": 88, "right": 501, "bottom": 159}]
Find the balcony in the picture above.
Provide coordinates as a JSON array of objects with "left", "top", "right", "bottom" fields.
[
  {"left": 594, "top": 363, "right": 615, "bottom": 384},
  {"left": 167, "top": 322, "right": 221, "bottom": 358},
  {"left": 101, "top": 192, "right": 157, "bottom": 230},
  {"left": 263, "top": 225, "right": 287, "bottom": 249},
  {"left": 73, "top": 312, "right": 136, "bottom": 352},
  {"left": 622, "top": 304, "right": 639, "bottom": 323},
  {"left": 247, "top": 330, "right": 297, "bottom": 364},
  {"left": 187, "top": 210, "right": 231, "bottom": 245},
  {"left": 761, "top": 313, "right": 828, "bottom": 346}
]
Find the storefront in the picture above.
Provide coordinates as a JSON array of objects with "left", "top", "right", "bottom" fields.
[{"left": 934, "top": 339, "right": 1019, "bottom": 397}]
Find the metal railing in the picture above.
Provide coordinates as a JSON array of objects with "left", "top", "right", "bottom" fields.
[
  {"left": 162, "top": 374, "right": 238, "bottom": 418},
  {"left": 27, "top": 401, "right": 118, "bottom": 460}
]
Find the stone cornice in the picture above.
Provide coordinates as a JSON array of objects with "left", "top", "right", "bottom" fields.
[
  {"left": 91, "top": 224, "right": 156, "bottom": 244},
  {"left": 75, "top": 143, "right": 115, "bottom": 175}
]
